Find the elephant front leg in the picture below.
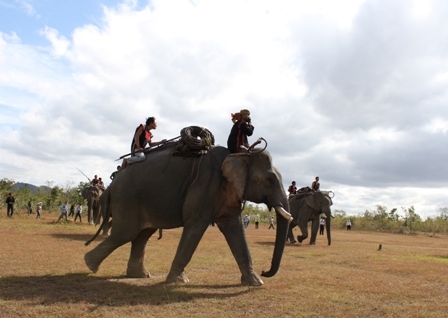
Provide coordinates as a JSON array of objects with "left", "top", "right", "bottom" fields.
[
  {"left": 309, "top": 220, "right": 319, "bottom": 245},
  {"left": 127, "top": 228, "right": 157, "bottom": 278},
  {"left": 286, "top": 224, "right": 297, "bottom": 243},
  {"left": 88, "top": 204, "right": 94, "bottom": 225},
  {"left": 85, "top": 237, "right": 124, "bottom": 273},
  {"left": 166, "top": 219, "right": 210, "bottom": 284},
  {"left": 217, "top": 216, "right": 263, "bottom": 286}
]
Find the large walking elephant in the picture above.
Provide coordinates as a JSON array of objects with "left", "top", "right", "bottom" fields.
[
  {"left": 81, "top": 185, "right": 104, "bottom": 225},
  {"left": 84, "top": 142, "right": 291, "bottom": 286},
  {"left": 287, "top": 191, "right": 333, "bottom": 245}
]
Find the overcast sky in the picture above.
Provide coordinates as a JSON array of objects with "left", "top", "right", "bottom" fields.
[{"left": 1, "top": 0, "right": 447, "bottom": 218}]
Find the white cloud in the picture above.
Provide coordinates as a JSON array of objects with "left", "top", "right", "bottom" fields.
[
  {"left": 39, "top": 27, "right": 70, "bottom": 57},
  {"left": 15, "top": 0, "right": 39, "bottom": 18}
]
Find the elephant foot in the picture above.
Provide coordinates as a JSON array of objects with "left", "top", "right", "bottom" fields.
[
  {"left": 84, "top": 253, "right": 99, "bottom": 273},
  {"left": 126, "top": 267, "right": 150, "bottom": 278},
  {"left": 241, "top": 272, "right": 264, "bottom": 286},
  {"left": 310, "top": 242, "right": 316, "bottom": 245},
  {"left": 166, "top": 272, "right": 190, "bottom": 284},
  {"left": 297, "top": 236, "right": 304, "bottom": 243}
]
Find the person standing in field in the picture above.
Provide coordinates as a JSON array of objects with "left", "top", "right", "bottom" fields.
[
  {"left": 68, "top": 203, "right": 75, "bottom": 218},
  {"left": 268, "top": 216, "right": 275, "bottom": 229},
  {"left": 346, "top": 219, "right": 352, "bottom": 231},
  {"left": 255, "top": 214, "right": 260, "bottom": 229},
  {"left": 243, "top": 214, "right": 250, "bottom": 229},
  {"left": 36, "top": 202, "right": 43, "bottom": 220},
  {"left": 27, "top": 199, "right": 32, "bottom": 215},
  {"left": 319, "top": 217, "right": 325, "bottom": 235},
  {"left": 6, "top": 193, "right": 15, "bottom": 217},
  {"left": 57, "top": 201, "right": 69, "bottom": 222},
  {"left": 74, "top": 204, "right": 83, "bottom": 223}
]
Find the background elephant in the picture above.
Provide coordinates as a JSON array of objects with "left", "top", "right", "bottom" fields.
[
  {"left": 81, "top": 185, "right": 104, "bottom": 226},
  {"left": 85, "top": 141, "right": 291, "bottom": 286},
  {"left": 287, "top": 191, "right": 333, "bottom": 245}
]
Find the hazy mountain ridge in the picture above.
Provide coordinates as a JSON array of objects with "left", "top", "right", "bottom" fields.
[{"left": 13, "top": 182, "right": 51, "bottom": 193}]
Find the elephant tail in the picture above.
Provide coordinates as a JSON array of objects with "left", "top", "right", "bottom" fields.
[{"left": 85, "top": 188, "right": 111, "bottom": 246}]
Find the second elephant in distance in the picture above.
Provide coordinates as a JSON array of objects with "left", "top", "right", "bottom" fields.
[
  {"left": 287, "top": 191, "right": 333, "bottom": 245},
  {"left": 81, "top": 185, "right": 104, "bottom": 226}
]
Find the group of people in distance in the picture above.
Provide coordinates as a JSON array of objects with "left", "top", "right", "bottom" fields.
[
  {"left": 57, "top": 201, "right": 83, "bottom": 223},
  {"left": 5, "top": 192, "right": 42, "bottom": 219},
  {"left": 120, "top": 109, "right": 257, "bottom": 171}
]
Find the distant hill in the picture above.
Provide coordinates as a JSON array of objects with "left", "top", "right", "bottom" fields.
[{"left": 13, "top": 182, "right": 50, "bottom": 193}]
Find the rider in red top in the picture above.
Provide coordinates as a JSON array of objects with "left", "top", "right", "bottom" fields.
[
  {"left": 288, "top": 181, "right": 297, "bottom": 195},
  {"left": 122, "top": 117, "right": 166, "bottom": 169}
]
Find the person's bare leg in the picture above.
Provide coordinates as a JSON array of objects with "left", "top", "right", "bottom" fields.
[{"left": 121, "top": 159, "right": 127, "bottom": 169}]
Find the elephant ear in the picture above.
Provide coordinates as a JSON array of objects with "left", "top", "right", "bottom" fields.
[
  {"left": 221, "top": 154, "right": 249, "bottom": 200},
  {"left": 321, "top": 191, "right": 333, "bottom": 206},
  {"left": 305, "top": 194, "right": 321, "bottom": 215}
]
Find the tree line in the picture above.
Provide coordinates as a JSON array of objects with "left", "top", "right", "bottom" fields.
[
  {"left": 2, "top": 178, "right": 448, "bottom": 235},
  {"left": 239, "top": 203, "right": 448, "bottom": 235},
  {"left": 331, "top": 205, "right": 448, "bottom": 235}
]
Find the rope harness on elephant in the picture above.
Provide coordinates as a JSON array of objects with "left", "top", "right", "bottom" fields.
[{"left": 174, "top": 126, "right": 215, "bottom": 157}]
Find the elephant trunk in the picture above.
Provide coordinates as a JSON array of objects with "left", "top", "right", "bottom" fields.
[
  {"left": 261, "top": 206, "right": 290, "bottom": 277},
  {"left": 326, "top": 213, "right": 332, "bottom": 246}
]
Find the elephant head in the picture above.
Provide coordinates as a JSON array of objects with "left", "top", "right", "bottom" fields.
[
  {"left": 221, "top": 152, "right": 291, "bottom": 277},
  {"left": 307, "top": 191, "right": 332, "bottom": 245}
]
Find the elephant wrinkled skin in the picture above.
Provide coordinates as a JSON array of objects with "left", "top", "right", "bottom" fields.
[
  {"left": 287, "top": 191, "right": 332, "bottom": 245},
  {"left": 84, "top": 142, "right": 290, "bottom": 286}
]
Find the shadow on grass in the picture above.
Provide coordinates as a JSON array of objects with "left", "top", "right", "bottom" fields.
[
  {"left": 0, "top": 273, "right": 252, "bottom": 306},
  {"left": 50, "top": 233, "right": 107, "bottom": 243}
]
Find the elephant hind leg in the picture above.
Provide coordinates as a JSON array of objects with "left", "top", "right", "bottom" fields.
[
  {"left": 297, "top": 226, "right": 309, "bottom": 243},
  {"left": 126, "top": 228, "right": 157, "bottom": 278}
]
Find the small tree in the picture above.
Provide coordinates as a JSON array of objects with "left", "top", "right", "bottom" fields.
[{"left": 402, "top": 206, "right": 421, "bottom": 234}]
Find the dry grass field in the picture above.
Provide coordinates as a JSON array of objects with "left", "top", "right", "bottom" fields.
[{"left": 1, "top": 210, "right": 448, "bottom": 318}]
